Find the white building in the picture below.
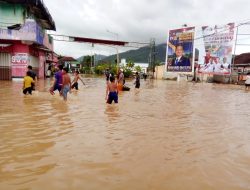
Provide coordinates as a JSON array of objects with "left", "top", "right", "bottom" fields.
[{"left": 121, "top": 59, "right": 149, "bottom": 73}]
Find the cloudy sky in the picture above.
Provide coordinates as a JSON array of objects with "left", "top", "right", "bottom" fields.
[{"left": 43, "top": 0, "right": 250, "bottom": 58}]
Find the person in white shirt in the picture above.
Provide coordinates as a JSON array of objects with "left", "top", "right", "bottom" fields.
[
  {"left": 245, "top": 73, "right": 250, "bottom": 90},
  {"left": 222, "top": 57, "right": 230, "bottom": 69},
  {"left": 202, "top": 58, "right": 214, "bottom": 73},
  {"left": 213, "top": 61, "right": 223, "bottom": 73}
]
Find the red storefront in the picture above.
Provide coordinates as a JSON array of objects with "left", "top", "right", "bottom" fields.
[{"left": 0, "top": 0, "right": 56, "bottom": 80}]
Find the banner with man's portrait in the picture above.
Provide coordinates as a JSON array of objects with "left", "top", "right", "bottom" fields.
[
  {"left": 198, "top": 23, "right": 235, "bottom": 74},
  {"left": 166, "top": 27, "right": 195, "bottom": 72}
]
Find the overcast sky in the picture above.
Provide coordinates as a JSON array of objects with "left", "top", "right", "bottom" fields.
[{"left": 43, "top": 0, "right": 250, "bottom": 58}]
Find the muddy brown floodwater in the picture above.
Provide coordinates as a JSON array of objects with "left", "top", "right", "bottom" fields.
[{"left": 0, "top": 76, "right": 250, "bottom": 190}]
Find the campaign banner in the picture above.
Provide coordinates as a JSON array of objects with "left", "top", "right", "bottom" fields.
[
  {"left": 198, "top": 23, "right": 235, "bottom": 74},
  {"left": 166, "top": 27, "right": 195, "bottom": 72}
]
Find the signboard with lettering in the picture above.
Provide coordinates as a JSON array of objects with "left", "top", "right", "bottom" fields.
[
  {"left": 11, "top": 53, "right": 29, "bottom": 77},
  {"left": 166, "top": 27, "right": 195, "bottom": 73}
]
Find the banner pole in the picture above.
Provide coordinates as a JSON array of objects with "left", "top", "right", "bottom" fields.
[{"left": 231, "top": 25, "right": 239, "bottom": 83}]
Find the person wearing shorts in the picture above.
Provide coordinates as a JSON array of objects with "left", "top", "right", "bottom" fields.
[
  {"left": 62, "top": 67, "right": 71, "bottom": 101},
  {"left": 71, "top": 71, "right": 85, "bottom": 90},
  {"left": 245, "top": 72, "right": 250, "bottom": 90},
  {"left": 62, "top": 84, "right": 70, "bottom": 100},
  {"left": 49, "top": 65, "right": 63, "bottom": 95},
  {"left": 106, "top": 76, "right": 118, "bottom": 104}
]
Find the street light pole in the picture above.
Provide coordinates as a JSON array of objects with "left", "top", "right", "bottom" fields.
[
  {"left": 106, "top": 30, "right": 118, "bottom": 41},
  {"left": 107, "top": 30, "right": 119, "bottom": 74}
]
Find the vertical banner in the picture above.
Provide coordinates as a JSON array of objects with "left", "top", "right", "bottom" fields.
[
  {"left": 198, "top": 23, "right": 235, "bottom": 74},
  {"left": 11, "top": 53, "right": 29, "bottom": 77},
  {"left": 166, "top": 27, "right": 195, "bottom": 72}
]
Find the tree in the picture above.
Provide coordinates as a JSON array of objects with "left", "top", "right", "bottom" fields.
[
  {"left": 81, "top": 55, "right": 94, "bottom": 68},
  {"left": 126, "top": 59, "right": 135, "bottom": 68},
  {"left": 134, "top": 65, "right": 142, "bottom": 73},
  {"left": 155, "top": 60, "right": 163, "bottom": 66},
  {"left": 93, "top": 63, "right": 117, "bottom": 75}
]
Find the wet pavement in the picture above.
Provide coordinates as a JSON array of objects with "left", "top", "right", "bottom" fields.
[{"left": 0, "top": 76, "right": 250, "bottom": 190}]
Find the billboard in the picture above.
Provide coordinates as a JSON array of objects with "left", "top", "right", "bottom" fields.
[
  {"left": 166, "top": 27, "right": 195, "bottom": 72},
  {"left": 198, "top": 23, "right": 235, "bottom": 74}
]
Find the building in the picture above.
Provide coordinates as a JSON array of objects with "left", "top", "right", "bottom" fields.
[
  {"left": 0, "top": 0, "right": 56, "bottom": 80},
  {"left": 120, "top": 59, "right": 149, "bottom": 73},
  {"left": 133, "top": 63, "right": 149, "bottom": 73},
  {"left": 234, "top": 53, "right": 250, "bottom": 73},
  {"left": 58, "top": 56, "right": 80, "bottom": 72},
  {"left": 233, "top": 53, "right": 250, "bottom": 82}
]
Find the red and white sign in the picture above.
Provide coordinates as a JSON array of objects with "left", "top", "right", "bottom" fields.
[{"left": 11, "top": 53, "right": 29, "bottom": 77}]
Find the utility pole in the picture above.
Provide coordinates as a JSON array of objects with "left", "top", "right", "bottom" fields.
[
  {"left": 229, "top": 26, "right": 239, "bottom": 83},
  {"left": 149, "top": 38, "right": 156, "bottom": 79},
  {"left": 152, "top": 39, "right": 156, "bottom": 79},
  {"left": 107, "top": 30, "right": 120, "bottom": 74},
  {"left": 116, "top": 48, "right": 119, "bottom": 74}
]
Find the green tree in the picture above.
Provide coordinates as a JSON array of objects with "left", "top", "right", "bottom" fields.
[
  {"left": 123, "top": 67, "right": 133, "bottom": 78},
  {"left": 81, "top": 55, "right": 95, "bottom": 67},
  {"left": 93, "top": 63, "right": 117, "bottom": 75},
  {"left": 126, "top": 59, "right": 135, "bottom": 68},
  {"left": 134, "top": 65, "right": 142, "bottom": 73},
  {"left": 81, "top": 55, "right": 91, "bottom": 67},
  {"left": 155, "top": 60, "right": 164, "bottom": 66},
  {"left": 80, "top": 55, "right": 95, "bottom": 74}
]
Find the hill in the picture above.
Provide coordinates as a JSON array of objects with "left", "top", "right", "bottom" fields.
[
  {"left": 101, "top": 43, "right": 166, "bottom": 63},
  {"left": 77, "top": 54, "right": 107, "bottom": 62}
]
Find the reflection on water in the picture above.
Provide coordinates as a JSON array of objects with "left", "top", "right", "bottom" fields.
[{"left": 0, "top": 77, "right": 250, "bottom": 190}]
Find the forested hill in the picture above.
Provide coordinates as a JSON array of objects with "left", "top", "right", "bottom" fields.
[{"left": 101, "top": 43, "right": 166, "bottom": 63}]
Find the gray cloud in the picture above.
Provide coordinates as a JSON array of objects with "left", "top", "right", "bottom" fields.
[{"left": 43, "top": 0, "right": 250, "bottom": 58}]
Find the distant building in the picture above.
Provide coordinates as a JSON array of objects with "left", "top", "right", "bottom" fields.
[
  {"left": 120, "top": 59, "right": 149, "bottom": 73},
  {"left": 234, "top": 53, "right": 250, "bottom": 73},
  {"left": 59, "top": 56, "right": 80, "bottom": 72},
  {"left": 0, "top": 0, "right": 57, "bottom": 80},
  {"left": 233, "top": 53, "right": 250, "bottom": 82},
  {"left": 134, "top": 63, "right": 149, "bottom": 73}
]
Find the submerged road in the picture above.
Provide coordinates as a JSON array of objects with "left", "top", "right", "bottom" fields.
[{"left": 0, "top": 77, "right": 249, "bottom": 190}]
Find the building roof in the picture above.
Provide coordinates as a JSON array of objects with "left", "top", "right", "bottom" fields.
[
  {"left": 234, "top": 53, "right": 250, "bottom": 65},
  {"left": 59, "top": 56, "right": 77, "bottom": 62},
  {"left": 3, "top": 0, "right": 56, "bottom": 30}
]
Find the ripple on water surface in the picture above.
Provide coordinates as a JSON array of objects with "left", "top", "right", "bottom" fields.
[{"left": 0, "top": 78, "right": 250, "bottom": 190}]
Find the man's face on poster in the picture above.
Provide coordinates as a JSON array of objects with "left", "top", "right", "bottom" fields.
[{"left": 176, "top": 46, "right": 184, "bottom": 57}]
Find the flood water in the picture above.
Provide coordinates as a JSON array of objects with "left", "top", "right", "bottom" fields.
[{"left": 0, "top": 76, "right": 250, "bottom": 190}]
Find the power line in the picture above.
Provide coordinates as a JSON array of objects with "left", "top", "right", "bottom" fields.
[{"left": 193, "top": 21, "right": 250, "bottom": 41}]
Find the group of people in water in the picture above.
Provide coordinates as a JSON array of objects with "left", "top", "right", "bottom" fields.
[
  {"left": 48, "top": 65, "right": 85, "bottom": 101},
  {"left": 23, "top": 65, "right": 141, "bottom": 103},
  {"left": 23, "top": 65, "right": 85, "bottom": 101},
  {"left": 105, "top": 68, "right": 140, "bottom": 104}
]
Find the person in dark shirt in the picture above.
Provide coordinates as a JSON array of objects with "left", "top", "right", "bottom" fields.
[
  {"left": 135, "top": 72, "right": 140, "bottom": 89},
  {"left": 27, "top": 65, "right": 37, "bottom": 90},
  {"left": 49, "top": 65, "right": 63, "bottom": 95},
  {"left": 171, "top": 45, "right": 190, "bottom": 67}
]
